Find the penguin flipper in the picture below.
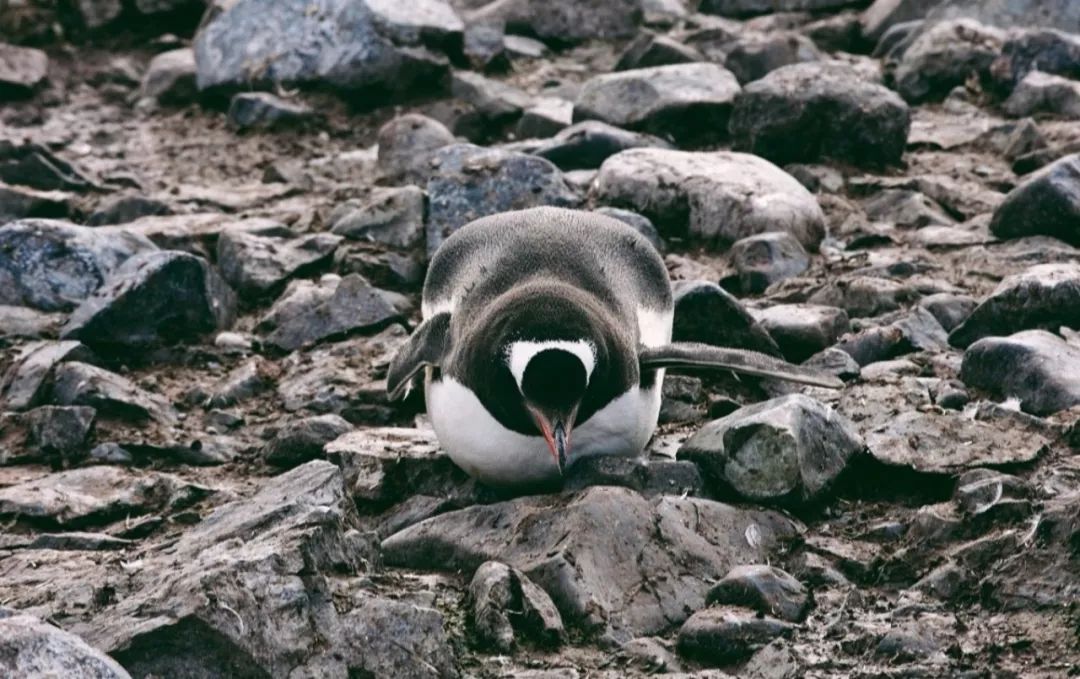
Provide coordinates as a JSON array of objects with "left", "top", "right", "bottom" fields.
[
  {"left": 639, "top": 342, "right": 843, "bottom": 389},
  {"left": 387, "top": 312, "right": 451, "bottom": 400}
]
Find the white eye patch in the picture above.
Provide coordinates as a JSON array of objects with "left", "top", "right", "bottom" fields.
[{"left": 507, "top": 340, "right": 596, "bottom": 391}]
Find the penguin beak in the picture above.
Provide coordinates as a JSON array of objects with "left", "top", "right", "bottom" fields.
[{"left": 530, "top": 409, "right": 575, "bottom": 474}]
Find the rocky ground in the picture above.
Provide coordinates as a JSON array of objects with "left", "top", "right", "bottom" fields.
[{"left": 1, "top": 0, "right": 1080, "bottom": 677}]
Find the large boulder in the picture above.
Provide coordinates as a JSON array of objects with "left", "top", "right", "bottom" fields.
[
  {"left": 961, "top": 330, "right": 1080, "bottom": 416},
  {"left": 730, "top": 62, "right": 910, "bottom": 168},
  {"left": 0, "top": 220, "right": 157, "bottom": 312},
  {"left": 382, "top": 486, "right": 801, "bottom": 641},
  {"left": 61, "top": 251, "right": 237, "bottom": 351},
  {"left": 989, "top": 153, "right": 1080, "bottom": 246},
  {"left": 0, "top": 611, "right": 131, "bottom": 679},
  {"left": 194, "top": 0, "right": 460, "bottom": 95},
  {"left": 574, "top": 63, "right": 741, "bottom": 147},
  {"left": 893, "top": 19, "right": 1004, "bottom": 103},
  {"left": 592, "top": 149, "right": 825, "bottom": 251}
]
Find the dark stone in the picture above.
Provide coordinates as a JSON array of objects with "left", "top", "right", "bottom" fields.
[
  {"left": 893, "top": 19, "right": 1004, "bottom": 103},
  {"left": 479, "top": 0, "right": 641, "bottom": 43},
  {"left": 678, "top": 394, "right": 864, "bottom": 506},
  {"left": 87, "top": 196, "right": 173, "bottom": 226},
  {"left": 961, "top": 330, "right": 1080, "bottom": 416},
  {"left": 863, "top": 189, "right": 953, "bottom": 228},
  {"left": 532, "top": 120, "right": 672, "bottom": 171},
  {"left": 918, "top": 292, "right": 976, "bottom": 331},
  {"left": 0, "top": 142, "right": 96, "bottom": 192},
  {"left": 989, "top": 153, "right": 1080, "bottom": 246},
  {"left": 262, "top": 414, "right": 353, "bottom": 468},
  {"left": 0, "top": 340, "right": 97, "bottom": 411},
  {"left": 677, "top": 606, "right": 794, "bottom": 665},
  {"left": 752, "top": 304, "right": 850, "bottom": 363},
  {"left": 861, "top": 0, "right": 940, "bottom": 44},
  {"left": 730, "top": 62, "right": 910, "bottom": 169},
  {"left": 0, "top": 185, "right": 71, "bottom": 225},
  {"left": 0, "top": 220, "right": 157, "bottom": 312},
  {"left": 836, "top": 307, "right": 948, "bottom": 366},
  {"left": 227, "top": 92, "right": 316, "bottom": 130},
  {"left": 707, "top": 565, "right": 809, "bottom": 622},
  {"left": 723, "top": 31, "right": 821, "bottom": 85},
  {"left": 22, "top": 405, "right": 96, "bottom": 463},
  {"left": 62, "top": 251, "right": 237, "bottom": 351},
  {"left": 217, "top": 231, "right": 342, "bottom": 299},
  {"left": 449, "top": 71, "right": 532, "bottom": 142},
  {"left": 992, "top": 28, "right": 1080, "bottom": 91},
  {"left": 514, "top": 98, "right": 573, "bottom": 139},
  {"left": 948, "top": 263, "right": 1080, "bottom": 347},
  {"left": 700, "top": 0, "right": 865, "bottom": 17},
  {"left": 728, "top": 231, "right": 809, "bottom": 294},
  {"left": 424, "top": 144, "right": 577, "bottom": 257},
  {"left": 562, "top": 455, "right": 704, "bottom": 497},
  {"left": 673, "top": 280, "right": 783, "bottom": 356},
  {"left": 330, "top": 186, "right": 425, "bottom": 248},
  {"left": 574, "top": 63, "right": 741, "bottom": 148},
  {"left": 51, "top": 362, "right": 177, "bottom": 424}
]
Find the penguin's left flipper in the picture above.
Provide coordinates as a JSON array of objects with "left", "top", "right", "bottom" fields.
[
  {"left": 387, "top": 312, "right": 451, "bottom": 401},
  {"left": 639, "top": 342, "right": 844, "bottom": 389}
]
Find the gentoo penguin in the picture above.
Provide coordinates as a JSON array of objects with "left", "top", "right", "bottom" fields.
[{"left": 387, "top": 207, "right": 840, "bottom": 488}]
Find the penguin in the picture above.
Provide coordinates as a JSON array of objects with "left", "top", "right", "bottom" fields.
[{"left": 387, "top": 207, "right": 840, "bottom": 489}]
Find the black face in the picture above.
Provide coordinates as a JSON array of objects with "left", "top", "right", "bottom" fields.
[{"left": 520, "top": 349, "right": 587, "bottom": 416}]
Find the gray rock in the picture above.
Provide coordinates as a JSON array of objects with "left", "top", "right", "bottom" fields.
[
  {"left": 573, "top": 63, "right": 741, "bottom": 147},
  {"left": 62, "top": 251, "right": 236, "bottom": 350},
  {"left": 863, "top": 189, "right": 953, "bottom": 227},
  {"left": 532, "top": 120, "right": 672, "bottom": 171},
  {"left": 0, "top": 184, "right": 72, "bottom": 226},
  {"left": 678, "top": 394, "right": 864, "bottom": 506},
  {"left": 382, "top": 486, "right": 801, "bottom": 640},
  {"left": 52, "top": 362, "right": 177, "bottom": 424},
  {"left": 729, "top": 231, "right": 810, "bottom": 294},
  {"left": 462, "top": 21, "right": 506, "bottom": 72},
  {"left": 259, "top": 274, "right": 402, "bottom": 351},
  {"left": 918, "top": 292, "right": 976, "bottom": 331},
  {"left": 803, "top": 347, "right": 861, "bottom": 381},
  {"left": 0, "top": 612, "right": 131, "bottom": 679},
  {"left": 925, "top": 0, "right": 1080, "bottom": 35},
  {"left": 376, "top": 113, "right": 457, "bottom": 183},
  {"left": 707, "top": 565, "right": 809, "bottom": 622},
  {"left": 677, "top": 606, "right": 794, "bottom": 664},
  {"left": 424, "top": 144, "right": 577, "bottom": 256},
  {"left": 366, "top": 0, "right": 464, "bottom": 49},
  {"left": 194, "top": 0, "right": 453, "bottom": 95},
  {"left": 1002, "top": 118, "right": 1049, "bottom": 162},
  {"left": 730, "top": 62, "right": 909, "bottom": 168},
  {"left": 752, "top": 304, "right": 850, "bottom": 362},
  {"left": 989, "top": 153, "right": 1080, "bottom": 246},
  {"left": 949, "top": 263, "right": 1080, "bottom": 347},
  {"left": 0, "top": 340, "right": 96, "bottom": 411},
  {"left": 1003, "top": 71, "right": 1080, "bottom": 119},
  {"left": 861, "top": 0, "right": 942, "bottom": 44},
  {"left": 0, "top": 42, "right": 49, "bottom": 99},
  {"left": 263, "top": 414, "right": 353, "bottom": 468},
  {"left": 330, "top": 185, "right": 425, "bottom": 247},
  {"left": 227, "top": 92, "right": 316, "bottom": 130},
  {"left": 593, "top": 149, "right": 826, "bottom": 251},
  {"left": 893, "top": 19, "right": 1004, "bottom": 103},
  {"left": 619, "top": 636, "right": 684, "bottom": 674},
  {"left": 87, "top": 196, "right": 172, "bottom": 226},
  {"left": 0, "top": 220, "right": 158, "bottom": 312},
  {"left": 836, "top": 307, "right": 948, "bottom": 366},
  {"left": 476, "top": 0, "right": 642, "bottom": 43},
  {"left": 217, "top": 231, "right": 341, "bottom": 299},
  {"left": 0, "top": 305, "right": 63, "bottom": 339},
  {"left": 449, "top": 70, "right": 532, "bottom": 142},
  {"left": 140, "top": 48, "right": 197, "bottom": 105},
  {"left": 592, "top": 207, "right": 664, "bottom": 252},
  {"left": 961, "top": 330, "right": 1080, "bottom": 416},
  {"left": 615, "top": 33, "right": 703, "bottom": 71},
  {"left": 21, "top": 406, "right": 96, "bottom": 463},
  {"left": 807, "top": 275, "right": 919, "bottom": 318},
  {"left": 0, "top": 142, "right": 96, "bottom": 192},
  {"left": 865, "top": 408, "right": 1048, "bottom": 471},
  {"left": 515, "top": 98, "right": 574, "bottom": 139},
  {"left": 204, "top": 358, "right": 279, "bottom": 408},
  {"left": 700, "top": 0, "right": 865, "bottom": 17},
  {"left": 992, "top": 29, "right": 1080, "bottom": 91},
  {"left": 562, "top": 455, "right": 704, "bottom": 497},
  {"left": 470, "top": 561, "right": 565, "bottom": 652},
  {"left": 673, "top": 281, "right": 783, "bottom": 356},
  {"left": 802, "top": 12, "right": 863, "bottom": 53},
  {"left": 724, "top": 31, "right": 821, "bottom": 85},
  {"left": 0, "top": 465, "right": 206, "bottom": 527}
]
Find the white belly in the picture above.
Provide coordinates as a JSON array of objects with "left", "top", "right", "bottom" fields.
[{"left": 425, "top": 374, "right": 664, "bottom": 488}]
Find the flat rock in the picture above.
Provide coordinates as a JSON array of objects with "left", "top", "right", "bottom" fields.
[
  {"left": 0, "top": 465, "right": 207, "bottom": 527},
  {"left": 0, "top": 42, "right": 48, "bottom": 98},
  {"left": 140, "top": 48, "right": 196, "bottom": 105},
  {"left": 948, "top": 263, "right": 1080, "bottom": 347},
  {"left": 119, "top": 213, "right": 287, "bottom": 258},
  {"left": 376, "top": 113, "right": 456, "bottom": 183},
  {"left": 62, "top": 251, "right": 237, "bottom": 351},
  {"left": 194, "top": 0, "right": 454, "bottom": 95},
  {"left": 0, "top": 220, "right": 158, "bottom": 312},
  {"left": 615, "top": 33, "right": 703, "bottom": 71},
  {"left": 894, "top": 19, "right": 1004, "bottom": 103},
  {"left": 673, "top": 281, "right": 783, "bottom": 356},
  {"left": 728, "top": 231, "right": 810, "bottom": 294},
  {"left": 678, "top": 394, "right": 864, "bottom": 506},
  {"left": 562, "top": 455, "right": 704, "bottom": 497},
  {"left": 961, "top": 330, "right": 1080, "bottom": 416},
  {"left": 593, "top": 149, "right": 825, "bottom": 251},
  {"left": 677, "top": 606, "right": 794, "bottom": 665},
  {"left": 532, "top": 121, "right": 672, "bottom": 172},
  {"left": 751, "top": 304, "right": 850, "bottom": 363},
  {"left": 1, "top": 341, "right": 96, "bottom": 411},
  {"left": 330, "top": 185, "right": 425, "bottom": 248},
  {"left": 707, "top": 565, "right": 809, "bottom": 623},
  {"left": 52, "top": 362, "right": 177, "bottom": 424},
  {"left": 262, "top": 413, "right": 353, "bottom": 468},
  {"left": 989, "top": 153, "right": 1080, "bottom": 246},
  {"left": 424, "top": 144, "right": 577, "bottom": 256},
  {"left": 866, "top": 408, "right": 1049, "bottom": 471},
  {"left": 574, "top": 63, "right": 741, "bottom": 147},
  {"left": 382, "top": 485, "right": 801, "bottom": 641},
  {"left": 475, "top": 0, "right": 641, "bottom": 43},
  {"left": 0, "top": 612, "right": 131, "bottom": 679},
  {"left": 217, "top": 230, "right": 342, "bottom": 299},
  {"left": 0, "top": 142, "right": 96, "bottom": 193},
  {"left": 258, "top": 274, "right": 401, "bottom": 351}
]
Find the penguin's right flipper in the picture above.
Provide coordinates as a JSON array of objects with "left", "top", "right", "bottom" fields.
[
  {"left": 387, "top": 312, "right": 451, "bottom": 400},
  {"left": 639, "top": 342, "right": 843, "bottom": 389}
]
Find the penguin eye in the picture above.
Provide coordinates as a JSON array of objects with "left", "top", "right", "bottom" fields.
[{"left": 520, "top": 349, "right": 587, "bottom": 408}]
